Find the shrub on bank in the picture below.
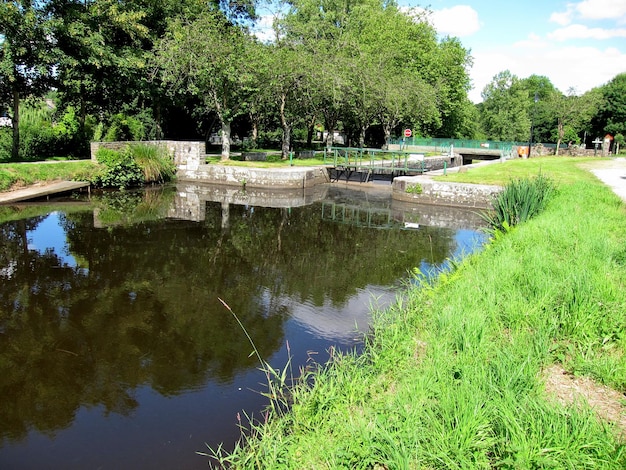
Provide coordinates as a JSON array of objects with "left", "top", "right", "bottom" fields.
[{"left": 93, "top": 144, "right": 175, "bottom": 189}]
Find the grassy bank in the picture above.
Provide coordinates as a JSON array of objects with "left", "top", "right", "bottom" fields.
[
  {"left": 0, "top": 161, "right": 100, "bottom": 192},
  {"left": 217, "top": 159, "right": 626, "bottom": 468},
  {"left": 433, "top": 156, "right": 606, "bottom": 186}
]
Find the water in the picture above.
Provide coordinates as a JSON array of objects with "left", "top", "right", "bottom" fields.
[{"left": 0, "top": 183, "right": 487, "bottom": 469}]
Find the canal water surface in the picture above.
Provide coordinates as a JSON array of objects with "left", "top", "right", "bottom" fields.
[{"left": 0, "top": 183, "right": 487, "bottom": 469}]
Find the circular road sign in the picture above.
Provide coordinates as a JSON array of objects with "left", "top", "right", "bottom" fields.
[{"left": 404, "top": 128, "right": 412, "bottom": 138}]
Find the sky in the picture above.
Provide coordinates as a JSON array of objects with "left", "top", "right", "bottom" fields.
[
  {"left": 254, "top": 0, "right": 626, "bottom": 103},
  {"left": 399, "top": 0, "right": 626, "bottom": 102}
]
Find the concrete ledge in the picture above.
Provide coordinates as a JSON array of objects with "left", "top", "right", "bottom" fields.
[
  {"left": 242, "top": 152, "right": 267, "bottom": 161},
  {"left": 177, "top": 164, "right": 330, "bottom": 189},
  {"left": 392, "top": 176, "right": 502, "bottom": 209}
]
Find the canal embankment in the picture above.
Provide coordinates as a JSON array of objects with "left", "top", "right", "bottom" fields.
[{"left": 215, "top": 158, "right": 626, "bottom": 468}]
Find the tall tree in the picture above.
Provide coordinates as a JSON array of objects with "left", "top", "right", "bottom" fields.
[
  {"left": 479, "top": 70, "right": 530, "bottom": 142},
  {"left": 592, "top": 73, "right": 626, "bottom": 140},
  {"left": 0, "top": 0, "right": 54, "bottom": 160},
  {"left": 154, "top": 9, "right": 255, "bottom": 159}
]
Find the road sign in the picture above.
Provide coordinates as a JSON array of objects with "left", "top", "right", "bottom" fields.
[{"left": 404, "top": 129, "right": 412, "bottom": 138}]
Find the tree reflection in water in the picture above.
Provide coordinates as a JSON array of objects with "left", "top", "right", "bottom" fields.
[{"left": 0, "top": 185, "right": 486, "bottom": 468}]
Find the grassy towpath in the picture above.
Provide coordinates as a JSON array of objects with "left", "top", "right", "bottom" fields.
[{"left": 217, "top": 157, "right": 626, "bottom": 469}]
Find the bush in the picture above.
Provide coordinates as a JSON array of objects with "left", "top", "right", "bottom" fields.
[
  {"left": 93, "top": 147, "right": 143, "bottom": 189},
  {"left": 93, "top": 144, "right": 175, "bottom": 189},
  {"left": 129, "top": 143, "right": 175, "bottom": 184},
  {"left": 0, "top": 101, "right": 89, "bottom": 161},
  {"left": 103, "top": 113, "right": 144, "bottom": 142},
  {"left": 482, "top": 174, "right": 556, "bottom": 232}
]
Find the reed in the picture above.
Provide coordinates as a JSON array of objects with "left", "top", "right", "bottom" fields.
[
  {"left": 481, "top": 173, "right": 556, "bottom": 233},
  {"left": 129, "top": 143, "right": 176, "bottom": 184}
]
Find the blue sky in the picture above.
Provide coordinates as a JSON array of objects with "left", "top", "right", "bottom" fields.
[
  {"left": 400, "top": 0, "right": 626, "bottom": 101},
  {"left": 255, "top": 0, "right": 626, "bottom": 103}
]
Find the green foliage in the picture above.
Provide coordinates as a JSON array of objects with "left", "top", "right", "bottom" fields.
[
  {"left": 481, "top": 174, "right": 556, "bottom": 232},
  {"left": 93, "top": 143, "right": 175, "bottom": 189},
  {"left": 93, "top": 147, "right": 144, "bottom": 189},
  {"left": 103, "top": 113, "right": 145, "bottom": 142},
  {"left": 405, "top": 183, "right": 423, "bottom": 194},
  {"left": 479, "top": 70, "right": 531, "bottom": 141},
  {"left": 129, "top": 143, "right": 175, "bottom": 183},
  {"left": 593, "top": 73, "right": 626, "bottom": 138},
  {"left": 0, "top": 100, "right": 88, "bottom": 161}
]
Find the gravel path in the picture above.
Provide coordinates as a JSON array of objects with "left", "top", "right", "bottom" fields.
[{"left": 587, "top": 157, "right": 626, "bottom": 202}]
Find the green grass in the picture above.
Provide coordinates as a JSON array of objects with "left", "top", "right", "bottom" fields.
[
  {"left": 434, "top": 156, "right": 606, "bottom": 186},
  {"left": 217, "top": 159, "right": 626, "bottom": 469},
  {"left": 0, "top": 161, "right": 100, "bottom": 191},
  {"left": 205, "top": 152, "right": 329, "bottom": 168}
]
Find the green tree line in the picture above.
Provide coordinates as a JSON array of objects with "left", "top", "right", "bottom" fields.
[{"left": 1, "top": 0, "right": 624, "bottom": 162}]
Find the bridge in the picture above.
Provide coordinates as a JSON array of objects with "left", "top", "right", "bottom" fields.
[
  {"left": 389, "top": 137, "right": 531, "bottom": 162},
  {"left": 323, "top": 147, "right": 431, "bottom": 183}
]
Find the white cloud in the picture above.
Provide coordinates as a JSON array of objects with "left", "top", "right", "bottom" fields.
[
  {"left": 575, "top": 0, "right": 626, "bottom": 20},
  {"left": 403, "top": 5, "right": 480, "bottom": 37},
  {"left": 512, "top": 33, "right": 548, "bottom": 49},
  {"left": 549, "top": 6, "right": 575, "bottom": 26},
  {"left": 251, "top": 14, "right": 278, "bottom": 43},
  {"left": 428, "top": 5, "right": 481, "bottom": 37},
  {"left": 469, "top": 43, "right": 626, "bottom": 103},
  {"left": 548, "top": 24, "right": 626, "bottom": 40}
]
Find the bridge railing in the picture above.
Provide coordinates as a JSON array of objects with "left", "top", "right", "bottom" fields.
[
  {"left": 390, "top": 137, "right": 553, "bottom": 152},
  {"left": 323, "top": 147, "right": 427, "bottom": 173}
]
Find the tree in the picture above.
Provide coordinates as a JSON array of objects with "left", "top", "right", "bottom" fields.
[
  {"left": 0, "top": 0, "right": 54, "bottom": 160},
  {"left": 479, "top": 71, "right": 530, "bottom": 141},
  {"left": 154, "top": 9, "right": 256, "bottom": 159},
  {"left": 549, "top": 88, "right": 598, "bottom": 154},
  {"left": 49, "top": 0, "right": 169, "bottom": 140},
  {"left": 592, "top": 73, "right": 626, "bottom": 140}
]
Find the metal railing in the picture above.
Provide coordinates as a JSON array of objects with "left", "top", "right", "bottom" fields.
[{"left": 323, "top": 147, "right": 428, "bottom": 173}]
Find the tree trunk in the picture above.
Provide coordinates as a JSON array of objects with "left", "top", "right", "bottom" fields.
[
  {"left": 11, "top": 89, "right": 20, "bottom": 161},
  {"left": 306, "top": 114, "right": 316, "bottom": 148},
  {"left": 220, "top": 120, "right": 231, "bottom": 160},
  {"left": 249, "top": 113, "right": 259, "bottom": 148},
  {"left": 359, "top": 125, "right": 366, "bottom": 148},
  {"left": 382, "top": 123, "right": 392, "bottom": 150},
  {"left": 555, "top": 119, "right": 563, "bottom": 156},
  {"left": 279, "top": 93, "right": 290, "bottom": 159}
]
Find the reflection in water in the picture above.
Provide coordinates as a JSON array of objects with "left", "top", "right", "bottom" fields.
[{"left": 0, "top": 184, "right": 487, "bottom": 469}]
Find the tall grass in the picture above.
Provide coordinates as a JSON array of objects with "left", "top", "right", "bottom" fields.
[
  {"left": 217, "top": 165, "right": 626, "bottom": 468},
  {"left": 130, "top": 143, "right": 176, "bottom": 184},
  {"left": 481, "top": 173, "right": 556, "bottom": 232}
]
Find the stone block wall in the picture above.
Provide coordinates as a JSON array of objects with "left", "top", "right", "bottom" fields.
[
  {"left": 392, "top": 176, "right": 502, "bottom": 209},
  {"left": 90, "top": 141, "right": 205, "bottom": 168}
]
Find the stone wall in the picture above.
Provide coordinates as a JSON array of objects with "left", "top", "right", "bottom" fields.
[
  {"left": 177, "top": 164, "right": 330, "bottom": 189},
  {"left": 392, "top": 176, "right": 502, "bottom": 209},
  {"left": 90, "top": 141, "right": 205, "bottom": 168},
  {"left": 423, "top": 154, "right": 463, "bottom": 171}
]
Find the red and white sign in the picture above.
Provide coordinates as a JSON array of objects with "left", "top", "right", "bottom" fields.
[{"left": 404, "top": 129, "right": 412, "bottom": 138}]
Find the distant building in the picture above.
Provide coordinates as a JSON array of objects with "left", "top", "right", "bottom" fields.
[{"left": 0, "top": 110, "right": 11, "bottom": 127}]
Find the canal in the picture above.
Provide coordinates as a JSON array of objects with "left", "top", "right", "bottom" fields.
[{"left": 0, "top": 182, "right": 487, "bottom": 469}]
